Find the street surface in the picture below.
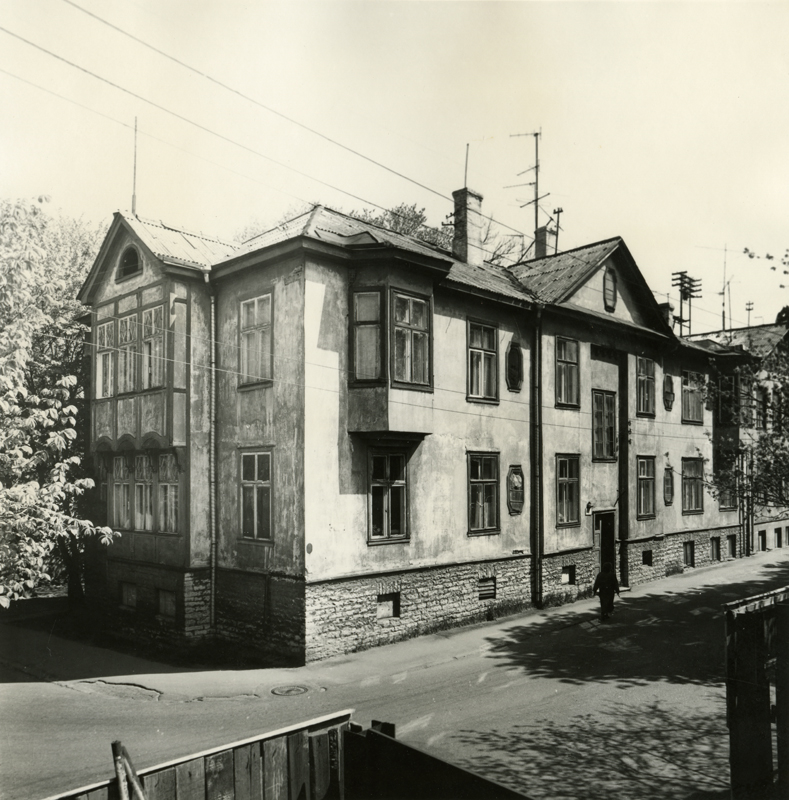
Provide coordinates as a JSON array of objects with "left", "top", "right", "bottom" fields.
[{"left": 2, "top": 548, "right": 789, "bottom": 800}]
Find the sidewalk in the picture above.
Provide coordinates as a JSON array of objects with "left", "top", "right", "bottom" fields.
[{"left": 2, "top": 547, "right": 788, "bottom": 698}]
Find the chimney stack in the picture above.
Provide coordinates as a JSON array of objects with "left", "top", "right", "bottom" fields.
[
  {"left": 534, "top": 226, "right": 548, "bottom": 259},
  {"left": 452, "top": 188, "right": 484, "bottom": 266},
  {"left": 658, "top": 301, "right": 674, "bottom": 329}
]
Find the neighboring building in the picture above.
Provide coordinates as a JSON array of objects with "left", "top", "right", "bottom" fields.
[
  {"left": 77, "top": 189, "right": 751, "bottom": 663},
  {"left": 686, "top": 322, "right": 789, "bottom": 555}
]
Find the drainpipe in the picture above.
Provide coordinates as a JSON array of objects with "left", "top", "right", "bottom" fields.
[
  {"left": 531, "top": 307, "right": 544, "bottom": 607},
  {"left": 204, "top": 272, "right": 217, "bottom": 631}
]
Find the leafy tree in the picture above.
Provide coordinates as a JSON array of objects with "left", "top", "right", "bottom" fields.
[
  {"left": 351, "top": 203, "right": 530, "bottom": 266},
  {"left": 776, "top": 306, "right": 789, "bottom": 325},
  {"left": 0, "top": 197, "right": 114, "bottom": 607}
]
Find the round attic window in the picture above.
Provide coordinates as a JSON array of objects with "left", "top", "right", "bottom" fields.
[
  {"left": 603, "top": 266, "right": 617, "bottom": 312},
  {"left": 119, "top": 247, "right": 141, "bottom": 279}
]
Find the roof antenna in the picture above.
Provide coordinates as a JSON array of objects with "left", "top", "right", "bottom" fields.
[
  {"left": 132, "top": 116, "right": 138, "bottom": 216},
  {"left": 464, "top": 143, "right": 469, "bottom": 188}
]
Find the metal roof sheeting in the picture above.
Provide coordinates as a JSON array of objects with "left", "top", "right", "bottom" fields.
[{"left": 685, "top": 323, "right": 789, "bottom": 359}]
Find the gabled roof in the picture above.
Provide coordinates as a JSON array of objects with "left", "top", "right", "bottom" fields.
[
  {"left": 507, "top": 238, "right": 620, "bottom": 304},
  {"left": 685, "top": 323, "right": 789, "bottom": 360},
  {"left": 229, "top": 205, "right": 537, "bottom": 306},
  {"left": 123, "top": 215, "right": 237, "bottom": 269}
]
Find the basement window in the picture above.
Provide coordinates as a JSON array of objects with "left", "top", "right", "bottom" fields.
[
  {"left": 478, "top": 576, "right": 497, "bottom": 600},
  {"left": 158, "top": 589, "right": 176, "bottom": 618},
  {"left": 120, "top": 582, "right": 137, "bottom": 609},
  {"left": 642, "top": 550, "right": 653, "bottom": 567},
  {"left": 377, "top": 592, "right": 400, "bottom": 620},
  {"left": 560, "top": 565, "right": 576, "bottom": 585}
]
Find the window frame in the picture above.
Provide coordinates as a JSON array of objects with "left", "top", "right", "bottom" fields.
[
  {"left": 117, "top": 313, "right": 138, "bottom": 394},
  {"left": 350, "top": 289, "right": 385, "bottom": 384},
  {"left": 556, "top": 454, "right": 581, "bottom": 527},
  {"left": 240, "top": 450, "right": 273, "bottom": 541},
  {"left": 96, "top": 319, "right": 115, "bottom": 399},
  {"left": 117, "top": 246, "right": 142, "bottom": 281},
  {"left": 239, "top": 292, "right": 273, "bottom": 388},
  {"left": 468, "top": 452, "right": 500, "bottom": 535},
  {"left": 368, "top": 450, "right": 409, "bottom": 543},
  {"left": 506, "top": 465, "right": 525, "bottom": 516},
  {"left": 391, "top": 290, "right": 432, "bottom": 390},
  {"left": 142, "top": 305, "right": 165, "bottom": 390},
  {"left": 112, "top": 455, "right": 132, "bottom": 530},
  {"left": 591, "top": 389, "right": 617, "bottom": 461},
  {"left": 663, "top": 373, "right": 675, "bottom": 411},
  {"left": 681, "top": 370, "right": 704, "bottom": 424},
  {"left": 555, "top": 337, "right": 580, "bottom": 408},
  {"left": 636, "top": 357, "right": 656, "bottom": 417},
  {"left": 467, "top": 319, "right": 499, "bottom": 403},
  {"left": 603, "top": 266, "right": 617, "bottom": 312},
  {"left": 681, "top": 457, "right": 704, "bottom": 514},
  {"left": 637, "top": 456, "right": 656, "bottom": 519},
  {"left": 664, "top": 466, "right": 674, "bottom": 506}
]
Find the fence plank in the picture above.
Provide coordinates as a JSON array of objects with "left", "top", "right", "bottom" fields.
[
  {"left": 86, "top": 789, "right": 109, "bottom": 800},
  {"left": 144, "top": 767, "right": 176, "bottom": 800},
  {"left": 233, "top": 744, "right": 262, "bottom": 800},
  {"left": 205, "top": 750, "right": 234, "bottom": 800},
  {"left": 327, "top": 725, "right": 346, "bottom": 800},
  {"left": 262, "top": 738, "right": 287, "bottom": 800},
  {"left": 308, "top": 733, "right": 330, "bottom": 800},
  {"left": 287, "top": 732, "right": 311, "bottom": 800},
  {"left": 176, "top": 758, "right": 206, "bottom": 800}
]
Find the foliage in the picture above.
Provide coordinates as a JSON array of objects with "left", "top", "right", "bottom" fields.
[
  {"left": 351, "top": 202, "right": 531, "bottom": 266},
  {"left": 0, "top": 197, "right": 113, "bottom": 606}
]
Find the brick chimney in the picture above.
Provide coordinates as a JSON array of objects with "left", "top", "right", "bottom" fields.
[
  {"left": 658, "top": 301, "right": 674, "bottom": 329},
  {"left": 452, "top": 188, "right": 484, "bottom": 266},
  {"left": 534, "top": 226, "right": 548, "bottom": 259}
]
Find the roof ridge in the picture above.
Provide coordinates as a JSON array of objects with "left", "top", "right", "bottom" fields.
[
  {"left": 124, "top": 212, "right": 235, "bottom": 248},
  {"left": 512, "top": 235, "right": 621, "bottom": 269}
]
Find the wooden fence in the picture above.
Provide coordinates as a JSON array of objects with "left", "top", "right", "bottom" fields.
[{"left": 40, "top": 710, "right": 353, "bottom": 800}]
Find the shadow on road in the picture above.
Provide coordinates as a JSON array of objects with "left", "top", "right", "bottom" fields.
[
  {"left": 483, "top": 559, "right": 789, "bottom": 688},
  {"left": 452, "top": 697, "right": 731, "bottom": 800}
]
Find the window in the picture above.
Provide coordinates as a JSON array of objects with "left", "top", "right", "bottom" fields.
[
  {"left": 120, "top": 582, "right": 137, "bottom": 609},
  {"left": 96, "top": 321, "right": 115, "bottom": 399},
  {"left": 393, "top": 293, "right": 430, "bottom": 386},
  {"left": 682, "top": 370, "right": 704, "bottom": 423},
  {"left": 119, "top": 247, "right": 141, "bottom": 279},
  {"left": 352, "top": 291, "right": 382, "bottom": 381},
  {"left": 755, "top": 387, "right": 768, "bottom": 430},
  {"left": 241, "top": 452, "right": 271, "bottom": 540},
  {"left": 739, "top": 377, "right": 753, "bottom": 427},
  {"left": 636, "top": 358, "right": 655, "bottom": 416},
  {"left": 663, "top": 373, "right": 675, "bottom": 411},
  {"left": 377, "top": 592, "right": 400, "bottom": 619},
  {"left": 468, "top": 453, "right": 499, "bottom": 533},
  {"left": 158, "top": 454, "right": 180, "bottom": 534},
  {"left": 561, "top": 566, "right": 576, "bottom": 585},
  {"left": 113, "top": 456, "right": 132, "bottom": 529},
  {"left": 556, "top": 455, "right": 580, "bottom": 525},
  {"left": 642, "top": 550, "right": 653, "bottom": 566},
  {"left": 370, "top": 452, "right": 407, "bottom": 541},
  {"left": 142, "top": 306, "right": 164, "bottom": 389},
  {"left": 505, "top": 341, "right": 523, "bottom": 392},
  {"left": 603, "top": 266, "right": 617, "bottom": 311},
  {"left": 727, "top": 534, "right": 737, "bottom": 558},
  {"left": 718, "top": 374, "right": 739, "bottom": 424},
  {"left": 240, "top": 294, "right": 272, "bottom": 384},
  {"left": 592, "top": 390, "right": 616, "bottom": 460},
  {"left": 134, "top": 455, "right": 154, "bottom": 531},
  {"left": 478, "top": 577, "right": 497, "bottom": 599},
  {"left": 468, "top": 321, "right": 498, "bottom": 401},
  {"left": 556, "top": 338, "right": 579, "bottom": 406},
  {"left": 507, "top": 465, "right": 525, "bottom": 515},
  {"left": 682, "top": 458, "right": 704, "bottom": 513},
  {"left": 118, "top": 314, "right": 137, "bottom": 393},
  {"left": 758, "top": 530, "right": 767, "bottom": 551},
  {"left": 710, "top": 537, "right": 721, "bottom": 562},
  {"left": 776, "top": 528, "right": 783, "bottom": 549},
  {"left": 718, "top": 454, "right": 738, "bottom": 510},
  {"left": 664, "top": 467, "right": 674, "bottom": 505},
  {"left": 158, "top": 589, "right": 176, "bottom": 618},
  {"left": 683, "top": 541, "right": 695, "bottom": 567},
  {"left": 637, "top": 457, "right": 656, "bottom": 517}
]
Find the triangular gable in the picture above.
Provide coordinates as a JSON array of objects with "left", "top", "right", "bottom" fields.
[{"left": 510, "top": 238, "right": 672, "bottom": 337}]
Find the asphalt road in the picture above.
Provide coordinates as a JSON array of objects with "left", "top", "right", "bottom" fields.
[{"left": 2, "top": 548, "right": 789, "bottom": 800}]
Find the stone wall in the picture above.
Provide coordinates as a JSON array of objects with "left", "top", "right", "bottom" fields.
[
  {"left": 625, "top": 524, "right": 741, "bottom": 586},
  {"left": 541, "top": 548, "right": 599, "bottom": 606},
  {"left": 215, "top": 569, "right": 305, "bottom": 661},
  {"left": 304, "top": 556, "right": 533, "bottom": 662}
]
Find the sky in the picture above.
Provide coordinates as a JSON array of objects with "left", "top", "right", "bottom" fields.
[{"left": 2, "top": 0, "right": 787, "bottom": 333}]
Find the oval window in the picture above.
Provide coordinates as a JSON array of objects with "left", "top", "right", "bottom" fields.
[
  {"left": 506, "top": 341, "right": 523, "bottom": 392},
  {"left": 603, "top": 266, "right": 617, "bottom": 311},
  {"left": 663, "top": 373, "right": 675, "bottom": 411}
]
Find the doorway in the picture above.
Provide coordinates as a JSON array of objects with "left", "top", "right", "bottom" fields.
[{"left": 595, "top": 511, "right": 617, "bottom": 573}]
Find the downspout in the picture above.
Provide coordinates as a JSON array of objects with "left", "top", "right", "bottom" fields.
[
  {"left": 204, "top": 272, "right": 217, "bottom": 631},
  {"left": 531, "top": 306, "right": 544, "bottom": 607}
]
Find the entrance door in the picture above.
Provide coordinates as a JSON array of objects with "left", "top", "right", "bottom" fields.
[{"left": 596, "top": 511, "right": 617, "bottom": 572}]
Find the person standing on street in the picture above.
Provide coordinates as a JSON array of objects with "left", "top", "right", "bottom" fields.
[{"left": 593, "top": 562, "right": 620, "bottom": 620}]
